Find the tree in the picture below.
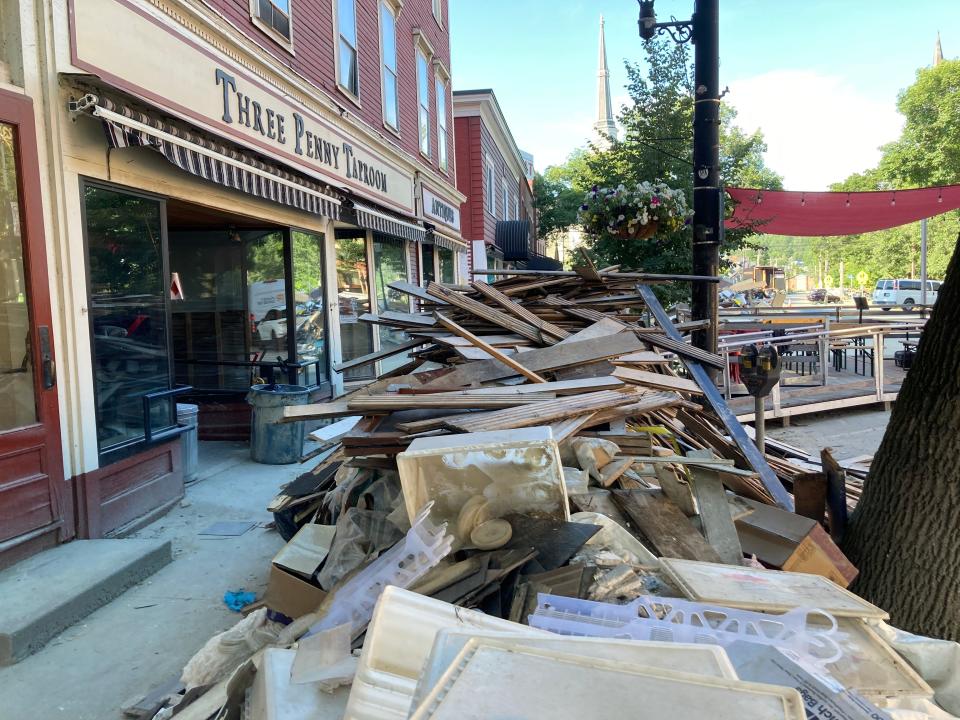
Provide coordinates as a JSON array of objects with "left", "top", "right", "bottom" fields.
[
  {"left": 842, "top": 233, "right": 960, "bottom": 640},
  {"left": 840, "top": 60, "right": 960, "bottom": 639},
  {"left": 533, "top": 155, "right": 588, "bottom": 241},
  {"left": 566, "top": 39, "right": 782, "bottom": 300}
]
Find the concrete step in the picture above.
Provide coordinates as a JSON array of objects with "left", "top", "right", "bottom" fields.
[{"left": 0, "top": 539, "right": 172, "bottom": 665}]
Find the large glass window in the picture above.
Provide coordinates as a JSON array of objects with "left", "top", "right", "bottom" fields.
[
  {"left": 437, "top": 246, "right": 455, "bottom": 284},
  {"left": 337, "top": 0, "right": 359, "bottom": 97},
  {"left": 0, "top": 123, "right": 37, "bottom": 432},
  {"left": 292, "top": 230, "right": 326, "bottom": 386},
  {"left": 84, "top": 184, "right": 173, "bottom": 453},
  {"left": 435, "top": 75, "right": 448, "bottom": 171},
  {"left": 379, "top": 2, "right": 399, "bottom": 131},
  {"left": 421, "top": 243, "right": 435, "bottom": 284},
  {"left": 336, "top": 233, "right": 372, "bottom": 380},
  {"left": 417, "top": 49, "right": 431, "bottom": 156},
  {"left": 372, "top": 235, "right": 410, "bottom": 373}
]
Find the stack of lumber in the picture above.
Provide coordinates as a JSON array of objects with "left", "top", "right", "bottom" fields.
[{"left": 281, "top": 265, "right": 841, "bottom": 519}]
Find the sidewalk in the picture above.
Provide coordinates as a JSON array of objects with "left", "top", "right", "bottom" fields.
[{"left": 0, "top": 442, "right": 301, "bottom": 720}]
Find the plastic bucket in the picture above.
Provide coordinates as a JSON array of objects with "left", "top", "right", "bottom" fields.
[
  {"left": 247, "top": 384, "right": 309, "bottom": 464},
  {"left": 176, "top": 403, "right": 199, "bottom": 481}
]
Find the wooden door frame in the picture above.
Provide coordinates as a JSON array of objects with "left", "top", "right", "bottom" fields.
[{"left": 0, "top": 89, "right": 72, "bottom": 548}]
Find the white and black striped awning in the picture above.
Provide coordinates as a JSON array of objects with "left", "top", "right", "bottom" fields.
[
  {"left": 72, "top": 94, "right": 341, "bottom": 219},
  {"left": 347, "top": 200, "right": 427, "bottom": 243},
  {"left": 427, "top": 229, "right": 469, "bottom": 252}
]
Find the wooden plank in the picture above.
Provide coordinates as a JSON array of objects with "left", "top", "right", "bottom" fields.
[
  {"left": 612, "top": 351, "right": 673, "bottom": 364},
  {"left": 686, "top": 450, "right": 744, "bottom": 565},
  {"left": 584, "top": 392, "right": 687, "bottom": 426},
  {"left": 613, "top": 366, "right": 703, "bottom": 394},
  {"left": 434, "top": 377, "right": 625, "bottom": 396},
  {"left": 639, "top": 333, "right": 726, "bottom": 370},
  {"left": 434, "top": 311, "right": 548, "bottom": 383},
  {"left": 421, "top": 332, "right": 644, "bottom": 387},
  {"left": 388, "top": 280, "right": 449, "bottom": 305},
  {"left": 445, "top": 388, "right": 644, "bottom": 433},
  {"left": 472, "top": 269, "right": 722, "bottom": 282},
  {"left": 346, "top": 394, "right": 554, "bottom": 410},
  {"left": 652, "top": 464, "right": 698, "bottom": 516},
  {"left": 569, "top": 490, "right": 632, "bottom": 527},
  {"left": 358, "top": 311, "right": 436, "bottom": 327},
  {"left": 637, "top": 284, "right": 793, "bottom": 510},
  {"left": 427, "top": 282, "right": 548, "bottom": 344},
  {"left": 612, "top": 489, "right": 723, "bottom": 562},
  {"left": 821, "top": 448, "right": 848, "bottom": 542},
  {"left": 454, "top": 345, "right": 517, "bottom": 361},
  {"left": 556, "top": 317, "right": 626, "bottom": 345},
  {"left": 471, "top": 280, "right": 570, "bottom": 339},
  {"left": 793, "top": 471, "right": 828, "bottom": 523},
  {"left": 549, "top": 413, "right": 599, "bottom": 443},
  {"left": 431, "top": 333, "right": 529, "bottom": 347},
  {"left": 333, "top": 338, "right": 425, "bottom": 372},
  {"left": 599, "top": 458, "right": 634, "bottom": 488}
]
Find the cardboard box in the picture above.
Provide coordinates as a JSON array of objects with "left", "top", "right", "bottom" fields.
[
  {"left": 736, "top": 499, "right": 858, "bottom": 587},
  {"left": 263, "top": 523, "right": 335, "bottom": 619}
]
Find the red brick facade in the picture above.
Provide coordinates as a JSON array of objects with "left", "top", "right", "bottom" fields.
[{"left": 209, "top": 0, "right": 454, "bottom": 186}]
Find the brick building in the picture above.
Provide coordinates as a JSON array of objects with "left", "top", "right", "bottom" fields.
[
  {"left": 0, "top": 0, "right": 467, "bottom": 560},
  {"left": 453, "top": 89, "right": 543, "bottom": 274}
]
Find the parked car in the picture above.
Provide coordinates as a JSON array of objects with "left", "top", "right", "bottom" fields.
[
  {"left": 255, "top": 307, "right": 311, "bottom": 348},
  {"left": 807, "top": 288, "right": 841, "bottom": 303},
  {"left": 872, "top": 278, "right": 940, "bottom": 310}
]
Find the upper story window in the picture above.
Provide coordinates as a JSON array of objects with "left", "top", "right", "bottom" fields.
[
  {"left": 501, "top": 178, "right": 509, "bottom": 220},
  {"left": 337, "top": 0, "right": 359, "bottom": 97},
  {"left": 379, "top": 2, "right": 399, "bottom": 130},
  {"left": 416, "top": 50, "right": 431, "bottom": 156},
  {"left": 513, "top": 192, "right": 519, "bottom": 221},
  {"left": 435, "top": 74, "right": 448, "bottom": 171},
  {"left": 432, "top": 0, "right": 443, "bottom": 26},
  {"left": 251, "top": 0, "right": 292, "bottom": 45},
  {"left": 485, "top": 154, "right": 495, "bottom": 214}
]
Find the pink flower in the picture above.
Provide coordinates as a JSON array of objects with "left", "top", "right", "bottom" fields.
[{"left": 651, "top": 196, "right": 661, "bottom": 206}]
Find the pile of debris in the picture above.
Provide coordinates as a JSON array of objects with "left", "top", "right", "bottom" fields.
[{"left": 145, "top": 266, "right": 958, "bottom": 720}]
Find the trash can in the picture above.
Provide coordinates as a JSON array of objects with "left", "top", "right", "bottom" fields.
[
  {"left": 247, "top": 384, "right": 309, "bottom": 464},
  {"left": 177, "top": 403, "right": 199, "bottom": 481}
]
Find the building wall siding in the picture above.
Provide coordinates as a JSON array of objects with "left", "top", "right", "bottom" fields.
[{"left": 208, "top": 0, "right": 455, "bottom": 188}]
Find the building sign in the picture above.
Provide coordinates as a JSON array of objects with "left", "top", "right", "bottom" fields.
[
  {"left": 69, "top": 0, "right": 415, "bottom": 211},
  {"left": 421, "top": 185, "right": 461, "bottom": 232}
]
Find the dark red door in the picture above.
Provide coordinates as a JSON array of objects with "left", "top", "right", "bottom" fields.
[{"left": 0, "top": 90, "right": 69, "bottom": 567}]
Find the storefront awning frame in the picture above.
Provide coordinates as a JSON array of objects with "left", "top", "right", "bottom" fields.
[
  {"left": 347, "top": 199, "right": 427, "bottom": 243},
  {"left": 73, "top": 94, "right": 342, "bottom": 220}
]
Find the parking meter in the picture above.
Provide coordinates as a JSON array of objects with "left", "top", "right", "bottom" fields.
[{"left": 740, "top": 345, "right": 781, "bottom": 453}]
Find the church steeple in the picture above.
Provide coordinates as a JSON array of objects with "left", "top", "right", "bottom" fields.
[
  {"left": 934, "top": 32, "right": 944, "bottom": 66},
  {"left": 594, "top": 15, "right": 618, "bottom": 148}
]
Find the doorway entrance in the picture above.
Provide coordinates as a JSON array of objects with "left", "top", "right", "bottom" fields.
[{"left": 0, "top": 91, "right": 68, "bottom": 567}]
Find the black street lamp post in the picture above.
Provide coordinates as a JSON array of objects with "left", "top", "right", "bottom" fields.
[{"left": 638, "top": 0, "right": 721, "bottom": 356}]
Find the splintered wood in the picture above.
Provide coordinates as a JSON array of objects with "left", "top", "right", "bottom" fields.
[{"left": 281, "top": 268, "right": 841, "bottom": 555}]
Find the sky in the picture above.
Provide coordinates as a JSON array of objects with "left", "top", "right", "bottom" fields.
[{"left": 449, "top": 0, "right": 960, "bottom": 191}]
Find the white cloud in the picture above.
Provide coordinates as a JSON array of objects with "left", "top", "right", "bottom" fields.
[{"left": 727, "top": 70, "right": 903, "bottom": 190}]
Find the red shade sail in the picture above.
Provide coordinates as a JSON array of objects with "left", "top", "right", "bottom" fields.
[{"left": 725, "top": 185, "right": 960, "bottom": 237}]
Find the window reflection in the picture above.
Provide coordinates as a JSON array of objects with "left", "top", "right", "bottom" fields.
[
  {"left": 372, "top": 235, "right": 410, "bottom": 373},
  {"left": 292, "top": 230, "right": 326, "bottom": 386},
  {"left": 336, "top": 233, "right": 372, "bottom": 380}
]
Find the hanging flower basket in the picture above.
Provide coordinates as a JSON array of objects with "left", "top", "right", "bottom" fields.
[{"left": 578, "top": 182, "right": 691, "bottom": 241}]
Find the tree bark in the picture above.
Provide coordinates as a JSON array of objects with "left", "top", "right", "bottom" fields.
[{"left": 843, "top": 233, "right": 960, "bottom": 641}]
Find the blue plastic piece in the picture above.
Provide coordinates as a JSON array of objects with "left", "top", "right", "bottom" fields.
[{"left": 223, "top": 590, "right": 256, "bottom": 612}]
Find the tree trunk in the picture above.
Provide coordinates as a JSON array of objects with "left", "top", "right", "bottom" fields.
[{"left": 843, "top": 233, "right": 960, "bottom": 641}]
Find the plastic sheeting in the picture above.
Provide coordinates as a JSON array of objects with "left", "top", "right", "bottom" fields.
[{"left": 874, "top": 622, "right": 960, "bottom": 719}]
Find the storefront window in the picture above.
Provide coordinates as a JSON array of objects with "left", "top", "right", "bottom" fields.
[
  {"left": 437, "top": 246, "right": 456, "bottom": 284},
  {"left": 83, "top": 184, "right": 173, "bottom": 453},
  {"left": 0, "top": 123, "right": 37, "bottom": 431},
  {"left": 246, "top": 230, "right": 288, "bottom": 363},
  {"left": 372, "top": 235, "right": 410, "bottom": 374},
  {"left": 292, "top": 230, "right": 326, "bottom": 386},
  {"left": 336, "top": 232, "right": 372, "bottom": 380},
  {"left": 421, "top": 243, "right": 435, "bottom": 284}
]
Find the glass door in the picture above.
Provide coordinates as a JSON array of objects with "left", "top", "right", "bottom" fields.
[{"left": 0, "top": 92, "right": 68, "bottom": 553}]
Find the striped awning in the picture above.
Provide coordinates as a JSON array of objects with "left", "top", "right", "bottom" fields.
[
  {"left": 428, "top": 229, "right": 469, "bottom": 252},
  {"left": 348, "top": 200, "right": 426, "bottom": 243},
  {"left": 72, "top": 94, "right": 341, "bottom": 219}
]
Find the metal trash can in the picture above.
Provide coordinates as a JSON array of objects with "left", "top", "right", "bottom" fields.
[
  {"left": 247, "top": 384, "right": 309, "bottom": 464},
  {"left": 176, "top": 403, "right": 200, "bottom": 481}
]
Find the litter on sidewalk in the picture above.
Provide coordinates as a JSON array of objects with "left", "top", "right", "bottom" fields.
[{"left": 137, "top": 269, "right": 960, "bottom": 720}]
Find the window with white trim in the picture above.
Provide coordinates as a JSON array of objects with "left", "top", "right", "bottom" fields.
[
  {"left": 435, "top": 75, "right": 448, "bottom": 170},
  {"left": 416, "top": 49, "right": 431, "bottom": 155},
  {"left": 432, "top": 0, "right": 443, "bottom": 25},
  {"left": 379, "top": 2, "right": 399, "bottom": 129},
  {"left": 485, "top": 155, "right": 495, "bottom": 215},
  {"left": 513, "top": 193, "right": 519, "bottom": 221},
  {"left": 337, "top": 0, "right": 359, "bottom": 97},
  {"left": 252, "top": 0, "right": 292, "bottom": 43},
  {"left": 501, "top": 177, "right": 509, "bottom": 220}
]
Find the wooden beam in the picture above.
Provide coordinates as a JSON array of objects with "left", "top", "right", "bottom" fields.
[
  {"left": 471, "top": 281, "right": 570, "bottom": 340},
  {"left": 434, "top": 311, "right": 547, "bottom": 383},
  {"left": 471, "top": 269, "right": 722, "bottom": 282},
  {"left": 333, "top": 338, "right": 426, "bottom": 373},
  {"left": 612, "top": 489, "right": 723, "bottom": 562},
  {"left": 613, "top": 366, "right": 703, "bottom": 394},
  {"left": 427, "top": 282, "right": 549, "bottom": 344}
]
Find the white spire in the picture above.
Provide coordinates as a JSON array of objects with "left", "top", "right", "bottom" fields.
[
  {"left": 934, "top": 31, "right": 944, "bottom": 66},
  {"left": 594, "top": 15, "right": 617, "bottom": 148}
]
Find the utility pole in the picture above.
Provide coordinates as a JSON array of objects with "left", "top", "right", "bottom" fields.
[
  {"left": 690, "top": 0, "right": 721, "bottom": 355},
  {"left": 921, "top": 218, "right": 928, "bottom": 305},
  {"left": 638, "top": 0, "right": 721, "bottom": 355}
]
